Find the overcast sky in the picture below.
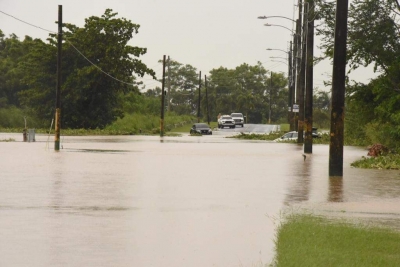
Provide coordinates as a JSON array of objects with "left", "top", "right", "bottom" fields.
[{"left": 1, "top": 0, "right": 375, "bottom": 91}]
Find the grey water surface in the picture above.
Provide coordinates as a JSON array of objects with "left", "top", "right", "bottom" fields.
[{"left": 1, "top": 132, "right": 399, "bottom": 267}]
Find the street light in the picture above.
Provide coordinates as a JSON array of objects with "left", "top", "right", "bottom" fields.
[
  {"left": 266, "top": 48, "right": 289, "bottom": 54},
  {"left": 270, "top": 56, "right": 288, "bottom": 61},
  {"left": 264, "top": 23, "right": 295, "bottom": 35},
  {"left": 271, "top": 60, "right": 288, "bottom": 66},
  {"left": 257, "top": 15, "right": 296, "bottom": 23}
]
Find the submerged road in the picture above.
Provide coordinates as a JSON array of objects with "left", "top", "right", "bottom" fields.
[{"left": 0, "top": 132, "right": 399, "bottom": 267}]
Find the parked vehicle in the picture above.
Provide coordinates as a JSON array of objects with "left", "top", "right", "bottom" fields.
[
  {"left": 274, "top": 131, "right": 298, "bottom": 141},
  {"left": 190, "top": 123, "right": 212, "bottom": 135},
  {"left": 218, "top": 115, "right": 235, "bottom": 129},
  {"left": 230, "top": 112, "right": 244, "bottom": 127},
  {"left": 274, "top": 128, "right": 320, "bottom": 142}
]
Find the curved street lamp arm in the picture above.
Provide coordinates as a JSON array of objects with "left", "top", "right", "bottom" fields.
[
  {"left": 266, "top": 48, "right": 289, "bottom": 54},
  {"left": 264, "top": 23, "right": 295, "bottom": 35},
  {"left": 257, "top": 15, "right": 296, "bottom": 23},
  {"left": 271, "top": 60, "right": 288, "bottom": 66}
]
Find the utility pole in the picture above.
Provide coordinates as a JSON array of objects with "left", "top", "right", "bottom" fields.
[
  {"left": 292, "top": 19, "right": 300, "bottom": 131},
  {"left": 288, "top": 41, "right": 293, "bottom": 130},
  {"left": 160, "top": 55, "right": 166, "bottom": 137},
  {"left": 329, "top": 0, "right": 350, "bottom": 177},
  {"left": 167, "top": 56, "right": 171, "bottom": 112},
  {"left": 205, "top": 75, "right": 210, "bottom": 125},
  {"left": 55, "top": 5, "right": 62, "bottom": 151},
  {"left": 269, "top": 72, "right": 272, "bottom": 124},
  {"left": 297, "top": 0, "right": 307, "bottom": 144},
  {"left": 304, "top": 0, "right": 314, "bottom": 154},
  {"left": 294, "top": 8, "right": 303, "bottom": 132},
  {"left": 197, "top": 71, "right": 201, "bottom": 123}
]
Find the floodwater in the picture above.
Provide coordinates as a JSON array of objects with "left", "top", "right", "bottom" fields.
[{"left": 1, "top": 132, "right": 399, "bottom": 267}]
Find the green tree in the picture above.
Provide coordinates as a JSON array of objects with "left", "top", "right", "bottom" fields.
[
  {"left": 207, "top": 63, "right": 288, "bottom": 123},
  {"left": 163, "top": 59, "right": 199, "bottom": 115},
  {"left": 18, "top": 9, "right": 155, "bottom": 129},
  {"left": 0, "top": 31, "right": 37, "bottom": 108},
  {"left": 316, "top": 0, "right": 400, "bottom": 149},
  {"left": 313, "top": 90, "right": 331, "bottom": 129}
]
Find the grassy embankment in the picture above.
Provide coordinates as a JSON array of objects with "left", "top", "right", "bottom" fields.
[
  {"left": 271, "top": 213, "right": 400, "bottom": 267},
  {"left": 230, "top": 125, "right": 400, "bottom": 170},
  {"left": 0, "top": 113, "right": 197, "bottom": 136}
]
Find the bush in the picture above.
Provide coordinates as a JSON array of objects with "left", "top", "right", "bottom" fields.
[{"left": 0, "top": 106, "right": 45, "bottom": 129}]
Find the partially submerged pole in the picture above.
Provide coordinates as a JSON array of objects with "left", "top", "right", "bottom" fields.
[
  {"left": 55, "top": 5, "right": 62, "bottom": 151},
  {"left": 197, "top": 71, "right": 201, "bottom": 123},
  {"left": 205, "top": 75, "right": 210, "bottom": 125},
  {"left": 297, "top": 0, "right": 307, "bottom": 144},
  {"left": 304, "top": 0, "right": 314, "bottom": 154},
  {"left": 160, "top": 55, "right": 166, "bottom": 137},
  {"left": 329, "top": 0, "right": 350, "bottom": 177}
]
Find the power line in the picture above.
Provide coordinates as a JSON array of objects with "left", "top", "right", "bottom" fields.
[
  {"left": 0, "top": 9, "right": 157, "bottom": 87},
  {"left": 0, "top": 10, "right": 56, "bottom": 34}
]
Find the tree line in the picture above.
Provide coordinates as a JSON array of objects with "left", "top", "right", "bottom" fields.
[{"left": 316, "top": 0, "right": 400, "bottom": 149}]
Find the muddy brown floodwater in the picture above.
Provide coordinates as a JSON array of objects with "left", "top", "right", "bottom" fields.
[{"left": 0, "top": 133, "right": 399, "bottom": 267}]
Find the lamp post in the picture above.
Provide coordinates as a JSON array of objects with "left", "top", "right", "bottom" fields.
[
  {"left": 258, "top": 15, "right": 296, "bottom": 23},
  {"left": 270, "top": 56, "right": 288, "bottom": 61},
  {"left": 266, "top": 48, "right": 289, "bottom": 54},
  {"left": 271, "top": 60, "right": 288, "bottom": 66},
  {"left": 261, "top": 19, "right": 297, "bottom": 131},
  {"left": 267, "top": 48, "right": 294, "bottom": 129},
  {"left": 264, "top": 23, "right": 295, "bottom": 35}
]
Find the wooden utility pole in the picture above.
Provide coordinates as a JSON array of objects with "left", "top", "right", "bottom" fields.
[
  {"left": 294, "top": 11, "right": 302, "bottom": 132},
  {"left": 167, "top": 56, "right": 171, "bottom": 112},
  {"left": 329, "top": 0, "right": 349, "bottom": 177},
  {"left": 160, "top": 55, "right": 166, "bottom": 137},
  {"left": 205, "top": 75, "right": 210, "bottom": 124},
  {"left": 269, "top": 72, "right": 272, "bottom": 124},
  {"left": 297, "top": 0, "right": 307, "bottom": 144},
  {"left": 197, "top": 71, "right": 201, "bottom": 122},
  {"left": 288, "top": 41, "right": 293, "bottom": 130},
  {"left": 55, "top": 5, "right": 62, "bottom": 151},
  {"left": 292, "top": 19, "right": 300, "bottom": 131},
  {"left": 304, "top": 0, "right": 314, "bottom": 154}
]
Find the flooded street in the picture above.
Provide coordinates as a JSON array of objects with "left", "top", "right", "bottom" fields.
[{"left": 1, "top": 132, "right": 399, "bottom": 267}]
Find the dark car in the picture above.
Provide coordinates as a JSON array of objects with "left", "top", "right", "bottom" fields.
[{"left": 190, "top": 123, "right": 212, "bottom": 135}]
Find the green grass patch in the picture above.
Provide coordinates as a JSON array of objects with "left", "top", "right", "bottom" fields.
[
  {"left": 273, "top": 213, "right": 400, "bottom": 267},
  {"left": 228, "top": 132, "right": 283, "bottom": 141},
  {"left": 279, "top": 124, "right": 290, "bottom": 132},
  {"left": 351, "top": 154, "right": 400, "bottom": 169}
]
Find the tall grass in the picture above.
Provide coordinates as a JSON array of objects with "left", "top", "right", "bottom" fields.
[
  {"left": 105, "top": 113, "right": 196, "bottom": 134},
  {"left": 272, "top": 213, "right": 400, "bottom": 267},
  {"left": 0, "top": 106, "right": 44, "bottom": 128}
]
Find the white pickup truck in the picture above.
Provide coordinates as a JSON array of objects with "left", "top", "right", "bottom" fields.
[
  {"left": 230, "top": 113, "right": 244, "bottom": 127},
  {"left": 218, "top": 115, "right": 235, "bottom": 129}
]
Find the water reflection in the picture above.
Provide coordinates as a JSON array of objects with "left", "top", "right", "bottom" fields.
[
  {"left": 328, "top": 177, "right": 343, "bottom": 202},
  {"left": 283, "top": 148, "right": 311, "bottom": 205}
]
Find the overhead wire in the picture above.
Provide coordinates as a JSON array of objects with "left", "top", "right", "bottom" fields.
[
  {"left": 0, "top": 9, "right": 158, "bottom": 87},
  {"left": 0, "top": 10, "right": 55, "bottom": 34}
]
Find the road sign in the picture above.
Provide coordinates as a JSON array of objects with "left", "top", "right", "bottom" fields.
[{"left": 293, "top": 104, "right": 299, "bottom": 113}]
